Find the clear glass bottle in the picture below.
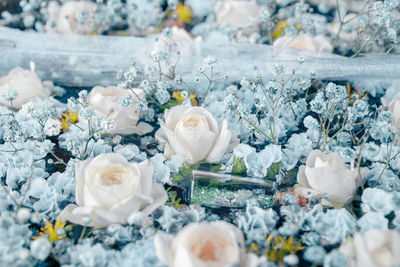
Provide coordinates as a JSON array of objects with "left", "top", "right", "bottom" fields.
[{"left": 188, "top": 170, "right": 275, "bottom": 209}]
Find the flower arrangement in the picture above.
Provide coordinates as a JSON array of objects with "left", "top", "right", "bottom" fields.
[{"left": 0, "top": 1, "right": 400, "bottom": 267}]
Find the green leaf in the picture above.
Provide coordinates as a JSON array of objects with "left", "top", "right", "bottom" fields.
[
  {"left": 209, "top": 164, "right": 222, "bottom": 172},
  {"left": 160, "top": 99, "right": 179, "bottom": 112},
  {"left": 171, "top": 164, "right": 195, "bottom": 183},
  {"left": 232, "top": 157, "right": 247, "bottom": 175},
  {"left": 267, "top": 162, "right": 281, "bottom": 178}
]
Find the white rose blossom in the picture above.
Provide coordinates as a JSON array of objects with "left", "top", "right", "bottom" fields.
[
  {"left": 60, "top": 153, "right": 168, "bottom": 228},
  {"left": 154, "top": 221, "right": 259, "bottom": 267},
  {"left": 340, "top": 229, "right": 400, "bottom": 267},
  {"left": 0, "top": 65, "right": 53, "bottom": 109},
  {"left": 88, "top": 86, "right": 153, "bottom": 135},
  {"left": 381, "top": 92, "right": 400, "bottom": 131},
  {"left": 46, "top": 0, "right": 99, "bottom": 35},
  {"left": 214, "top": 0, "right": 260, "bottom": 43},
  {"left": 155, "top": 104, "right": 238, "bottom": 164},
  {"left": 273, "top": 33, "right": 333, "bottom": 53},
  {"left": 214, "top": 0, "right": 259, "bottom": 30},
  {"left": 294, "top": 150, "right": 365, "bottom": 208}
]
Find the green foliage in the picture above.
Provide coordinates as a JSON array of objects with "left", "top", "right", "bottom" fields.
[
  {"left": 267, "top": 162, "right": 281, "bottom": 178},
  {"left": 232, "top": 157, "right": 247, "bottom": 175},
  {"left": 160, "top": 99, "right": 179, "bottom": 112},
  {"left": 171, "top": 164, "right": 195, "bottom": 183},
  {"left": 166, "top": 188, "right": 184, "bottom": 208}
]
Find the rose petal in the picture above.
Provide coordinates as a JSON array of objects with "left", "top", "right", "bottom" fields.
[
  {"left": 136, "top": 160, "right": 153, "bottom": 196},
  {"left": 135, "top": 121, "right": 154, "bottom": 135},
  {"left": 245, "top": 253, "right": 260, "bottom": 267},
  {"left": 159, "top": 120, "right": 194, "bottom": 161},
  {"left": 165, "top": 104, "right": 191, "bottom": 129},
  {"left": 353, "top": 232, "right": 375, "bottom": 267},
  {"left": 140, "top": 183, "right": 168, "bottom": 216},
  {"left": 181, "top": 107, "right": 219, "bottom": 134},
  {"left": 75, "top": 158, "right": 91, "bottom": 206},
  {"left": 175, "top": 125, "right": 216, "bottom": 163},
  {"left": 154, "top": 231, "right": 175, "bottom": 265},
  {"left": 294, "top": 184, "right": 324, "bottom": 199},
  {"left": 59, "top": 204, "right": 121, "bottom": 228},
  {"left": 90, "top": 153, "right": 128, "bottom": 166},
  {"left": 296, "top": 165, "right": 311, "bottom": 188},
  {"left": 306, "top": 150, "right": 325, "bottom": 168},
  {"left": 85, "top": 178, "right": 123, "bottom": 210},
  {"left": 108, "top": 194, "right": 153, "bottom": 221},
  {"left": 305, "top": 166, "right": 357, "bottom": 207},
  {"left": 206, "top": 120, "right": 232, "bottom": 163}
]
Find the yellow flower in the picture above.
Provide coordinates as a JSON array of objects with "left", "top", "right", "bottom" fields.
[
  {"left": 266, "top": 234, "right": 305, "bottom": 263},
  {"left": 347, "top": 82, "right": 367, "bottom": 104},
  {"left": 172, "top": 91, "right": 184, "bottom": 103},
  {"left": 172, "top": 91, "right": 198, "bottom": 106},
  {"left": 58, "top": 110, "right": 79, "bottom": 132},
  {"left": 33, "top": 217, "right": 66, "bottom": 243},
  {"left": 271, "top": 20, "right": 302, "bottom": 40},
  {"left": 272, "top": 20, "right": 287, "bottom": 39},
  {"left": 169, "top": 3, "right": 193, "bottom": 24}
]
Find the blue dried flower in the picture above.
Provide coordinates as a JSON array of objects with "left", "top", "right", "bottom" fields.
[
  {"left": 303, "top": 246, "right": 326, "bottom": 265},
  {"left": 357, "top": 211, "right": 388, "bottom": 233}
]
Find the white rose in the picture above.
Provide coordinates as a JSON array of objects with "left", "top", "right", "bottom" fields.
[
  {"left": 0, "top": 66, "right": 52, "bottom": 109},
  {"left": 294, "top": 150, "right": 364, "bottom": 208},
  {"left": 382, "top": 92, "right": 400, "bottom": 131},
  {"left": 273, "top": 34, "right": 333, "bottom": 53},
  {"left": 88, "top": 86, "right": 153, "bottom": 135},
  {"left": 153, "top": 26, "right": 202, "bottom": 63},
  {"left": 214, "top": 1, "right": 260, "bottom": 30},
  {"left": 155, "top": 104, "right": 238, "bottom": 164},
  {"left": 60, "top": 153, "right": 168, "bottom": 228},
  {"left": 340, "top": 229, "right": 400, "bottom": 267},
  {"left": 154, "top": 221, "right": 259, "bottom": 267},
  {"left": 46, "top": 1, "right": 98, "bottom": 35}
]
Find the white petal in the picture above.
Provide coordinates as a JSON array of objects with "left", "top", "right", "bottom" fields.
[
  {"left": 90, "top": 152, "right": 128, "bottom": 166},
  {"left": 135, "top": 121, "right": 153, "bottom": 135},
  {"left": 136, "top": 160, "right": 153, "bottom": 196},
  {"left": 306, "top": 150, "right": 325, "bottom": 168},
  {"left": 165, "top": 104, "right": 191, "bottom": 129},
  {"left": 206, "top": 120, "right": 232, "bottom": 163},
  {"left": 59, "top": 204, "right": 121, "bottom": 228},
  {"left": 296, "top": 165, "right": 310, "bottom": 188},
  {"left": 160, "top": 121, "right": 194, "bottom": 161},
  {"left": 175, "top": 125, "right": 216, "bottom": 163},
  {"left": 306, "top": 167, "right": 357, "bottom": 202},
  {"left": 108, "top": 194, "right": 153, "bottom": 221},
  {"left": 244, "top": 253, "right": 260, "bottom": 267},
  {"left": 75, "top": 158, "right": 93, "bottom": 206},
  {"left": 154, "top": 231, "right": 174, "bottom": 265},
  {"left": 141, "top": 183, "right": 168, "bottom": 216},
  {"left": 294, "top": 184, "right": 323, "bottom": 199},
  {"left": 182, "top": 107, "right": 219, "bottom": 134},
  {"left": 353, "top": 232, "right": 375, "bottom": 267}
]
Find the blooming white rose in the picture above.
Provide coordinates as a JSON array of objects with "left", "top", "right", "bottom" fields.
[
  {"left": 155, "top": 104, "right": 238, "bottom": 164},
  {"left": 154, "top": 221, "right": 259, "bottom": 267},
  {"left": 214, "top": 0, "right": 260, "bottom": 30},
  {"left": 60, "top": 153, "right": 168, "bottom": 228},
  {"left": 0, "top": 65, "right": 52, "bottom": 109},
  {"left": 88, "top": 86, "right": 153, "bottom": 135},
  {"left": 294, "top": 150, "right": 364, "bottom": 208},
  {"left": 340, "top": 229, "right": 400, "bottom": 267},
  {"left": 382, "top": 92, "right": 400, "bottom": 131},
  {"left": 46, "top": 1, "right": 98, "bottom": 35},
  {"left": 273, "top": 34, "right": 333, "bottom": 53}
]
